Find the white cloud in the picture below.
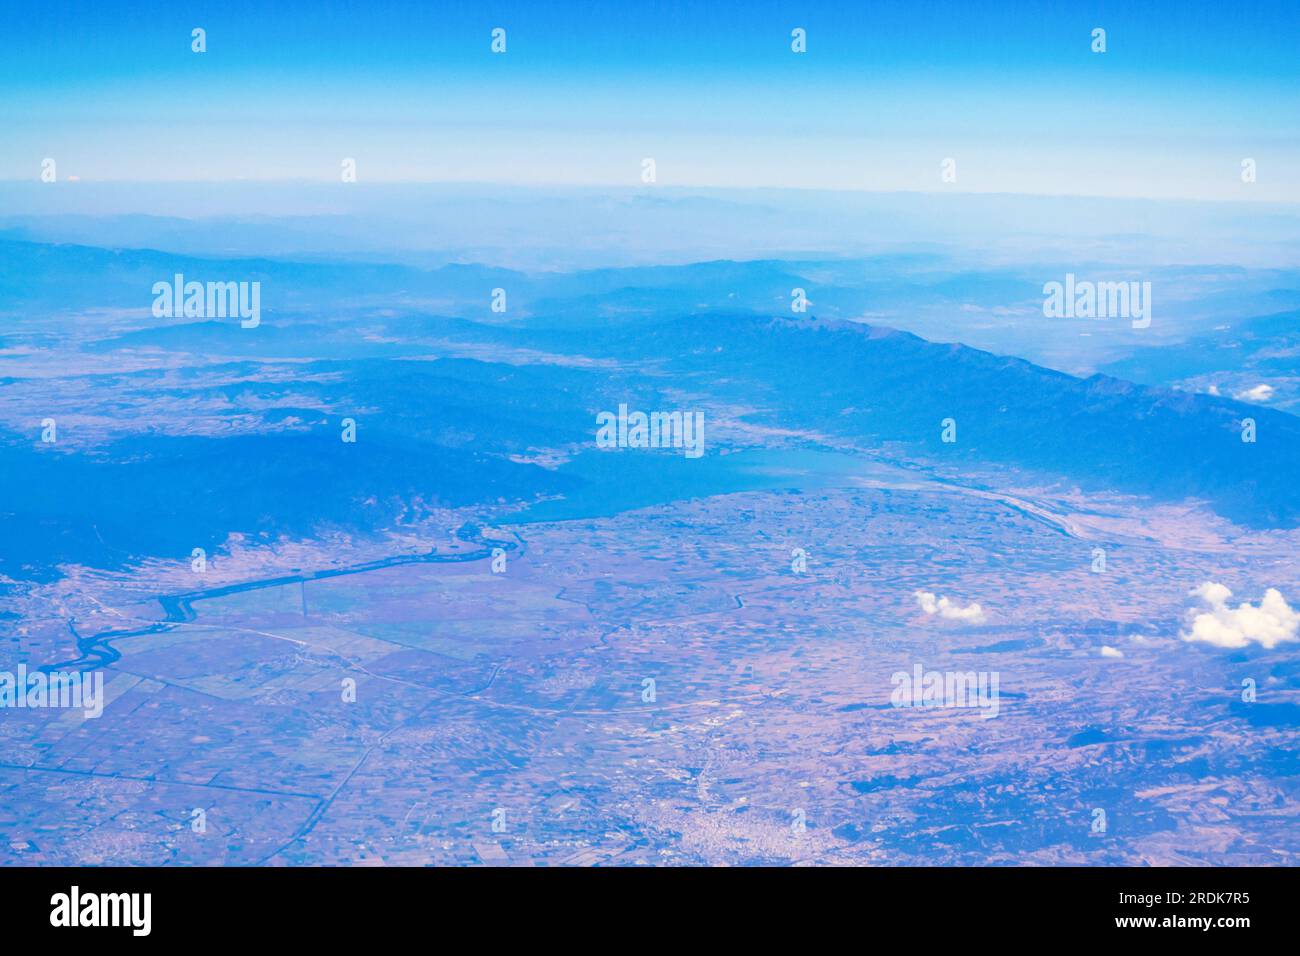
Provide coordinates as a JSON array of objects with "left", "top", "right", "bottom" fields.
[
  {"left": 1100, "top": 645, "right": 1124, "bottom": 658},
  {"left": 1233, "top": 383, "right": 1275, "bottom": 402},
  {"left": 915, "top": 590, "right": 986, "bottom": 624},
  {"left": 1182, "top": 582, "right": 1300, "bottom": 649}
]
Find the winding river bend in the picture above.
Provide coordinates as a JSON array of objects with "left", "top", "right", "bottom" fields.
[
  {"left": 54, "top": 454, "right": 1085, "bottom": 672},
  {"left": 56, "top": 525, "right": 522, "bottom": 671}
]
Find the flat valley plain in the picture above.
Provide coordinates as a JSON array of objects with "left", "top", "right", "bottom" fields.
[{"left": 4, "top": 460, "right": 1298, "bottom": 866}]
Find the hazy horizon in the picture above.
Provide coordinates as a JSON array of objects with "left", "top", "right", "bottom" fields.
[{"left": 5, "top": 0, "right": 1299, "bottom": 199}]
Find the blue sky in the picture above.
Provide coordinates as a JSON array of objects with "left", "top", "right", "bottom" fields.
[{"left": 3, "top": 0, "right": 1299, "bottom": 199}]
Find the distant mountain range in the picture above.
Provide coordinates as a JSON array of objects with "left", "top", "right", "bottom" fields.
[
  {"left": 3, "top": 239, "right": 1298, "bottom": 581},
  {"left": 517, "top": 313, "right": 1300, "bottom": 528},
  {"left": 1099, "top": 309, "right": 1300, "bottom": 412}
]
